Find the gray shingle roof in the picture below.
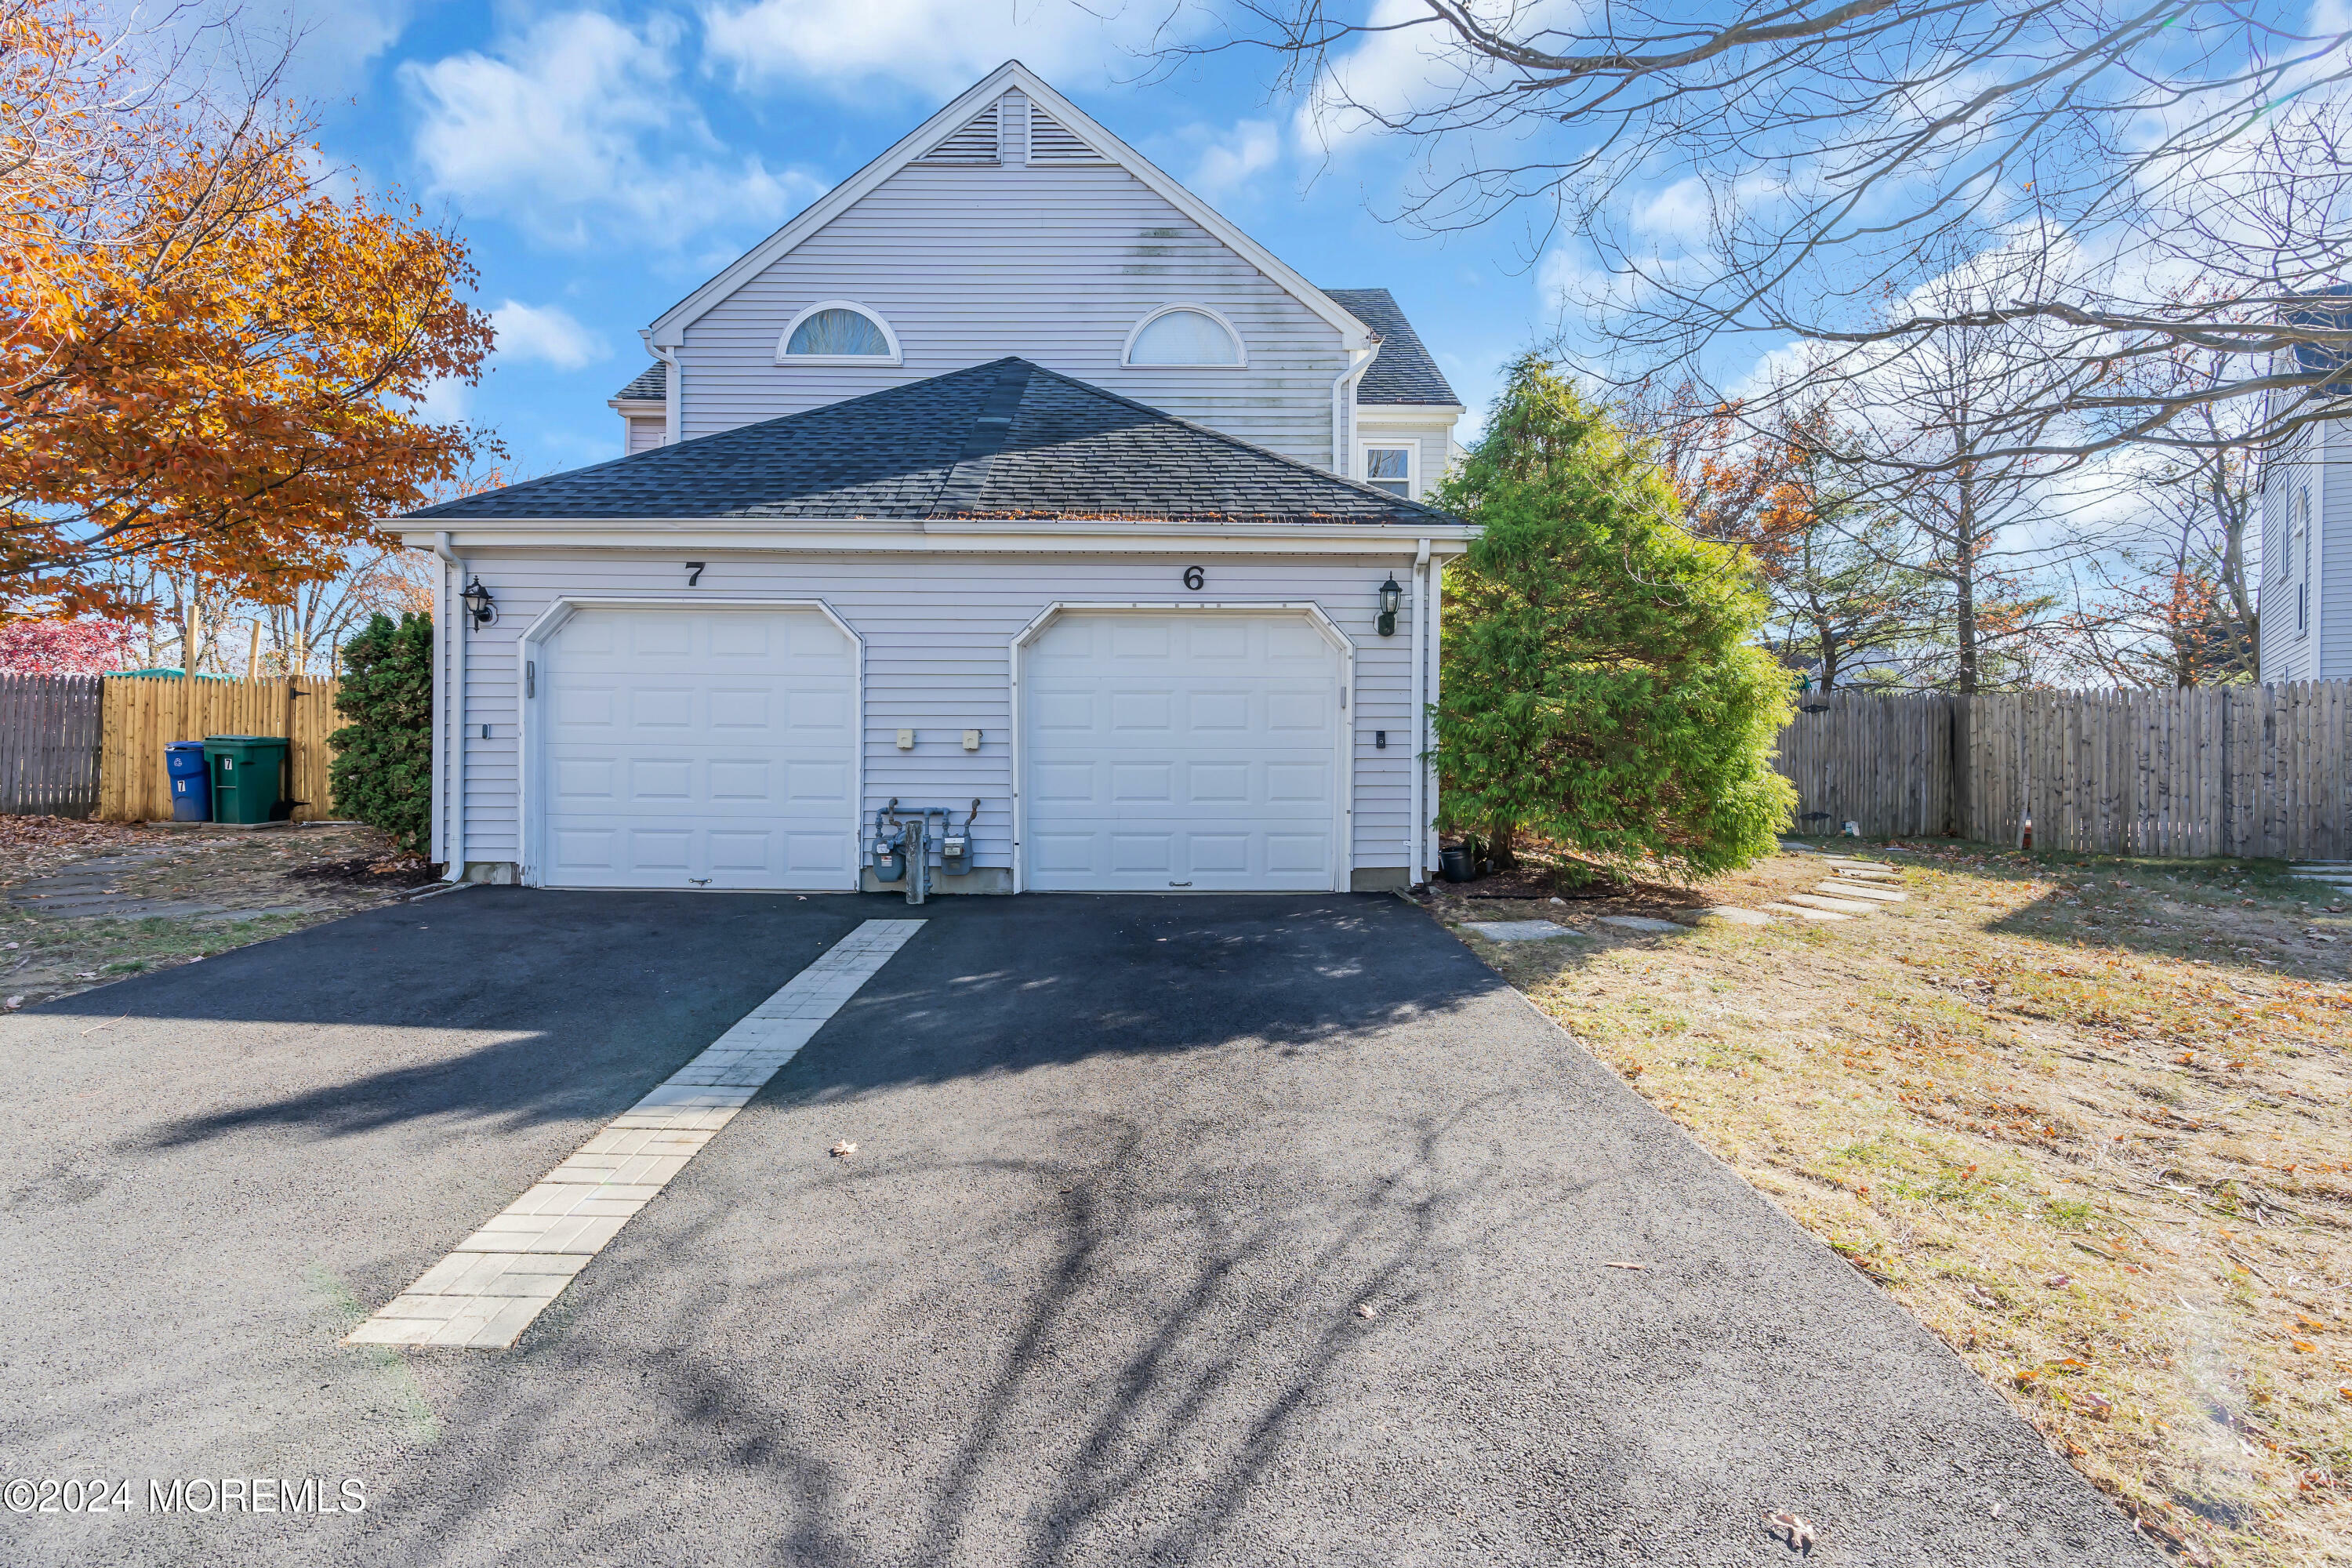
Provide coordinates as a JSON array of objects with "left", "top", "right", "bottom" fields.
[
  {"left": 1322, "top": 288, "right": 1458, "bottom": 406},
  {"left": 414, "top": 358, "right": 1457, "bottom": 525},
  {"left": 611, "top": 362, "right": 666, "bottom": 401}
]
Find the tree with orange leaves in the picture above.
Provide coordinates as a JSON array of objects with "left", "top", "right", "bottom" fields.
[{"left": 0, "top": 1, "right": 495, "bottom": 623}]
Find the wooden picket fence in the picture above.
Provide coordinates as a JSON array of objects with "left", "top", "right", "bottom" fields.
[
  {"left": 1777, "top": 681, "right": 2352, "bottom": 859},
  {"left": 0, "top": 674, "right": 103, "bottom": 816},
  {"left": 95, "top": 675, "right": 343, "bottom": 824},
  {"left": 1775, "top": 688, "right": 1957, "bottom": 840}
]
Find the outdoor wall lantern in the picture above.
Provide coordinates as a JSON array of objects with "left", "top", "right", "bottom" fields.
[
  {"left": 1376, "top": 574, "right": 1403, "bottom": 637},
  {"left": 462, "top": 577, "right": 498, "bottom": 630}
]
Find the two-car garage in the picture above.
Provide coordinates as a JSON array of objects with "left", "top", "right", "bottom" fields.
[{"left": 524, "top": 603, "right": 1349, "bottom": 894}]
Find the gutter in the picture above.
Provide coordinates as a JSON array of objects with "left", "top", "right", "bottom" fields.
[
  {"left": 1330, "top": 344, "right": 1380, "bottom": 476},
  {"left": 432, "top": 531, "right": 466, "bottom": 880}
]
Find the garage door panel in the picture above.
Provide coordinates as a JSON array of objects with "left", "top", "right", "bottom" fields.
[
  {"left": 629, "top": 616, "right": 693, "bottom": 658},
  {"left": 1109, "top": 834, "right": 1174, "bottom": 872},
  {"left": 1266, "top": 833, "right": 1330, "bottom": 873},
  {"left": 1025, "top": 612, "right": 1341, "bottom": 892},
  {"left": 539, "top": 608, "right": 855, "bottom": 890},
  {"left": 1109, "top": 691, "right": 1172, "bottom": 731},
  {"left": 1110, "top": 762, "right": 1173, "bottom": 802},
  {"left": 628, "top": 757, "right": 695, "bottom": 802},
  {"left": 554, "top": 686, "right": 616, "bottom": 728},
  {"left": 1190, "top": 834, "right": 1249, "bottom": 873},
  {"left": 1187, "top": 691, "right": 1249, "bottom": 731},
  {"left": 1033, "top": 761, "right": 1094, "bottom": 803},
  {"left": 1032, "top": 834, "right": 1095, "bottom": 873}
]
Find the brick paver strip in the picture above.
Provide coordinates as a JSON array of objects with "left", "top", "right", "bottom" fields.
[{"left": 345, "top": 917, "right": 925, "bottom": 1350}]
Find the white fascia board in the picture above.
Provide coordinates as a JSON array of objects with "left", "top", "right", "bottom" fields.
[
  {"left": 380, "top": 521, "right": 1473, "bottom": 554},
  {"left": 644, "top": 61, "right": 1373, "bottom": 354},
  {"left": 606, "top": 397, "right": 665, "bottom": 412},
  {"left": 1355, "top": 404, "right": 1467, "bottom": 422}
]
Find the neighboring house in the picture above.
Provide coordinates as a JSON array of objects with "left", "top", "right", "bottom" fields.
[
  {"left": 391, "top": 63, "right": 1472, "bottom": 895},
  {"left": 2258, "top": 340, "right": 2351, "bottom": 681}
]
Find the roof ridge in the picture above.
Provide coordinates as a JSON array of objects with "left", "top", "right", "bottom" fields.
[{"left": 928, "top": 359, "right": 1034, "bottom": 515}]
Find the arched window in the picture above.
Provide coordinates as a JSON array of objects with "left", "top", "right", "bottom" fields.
[
  {"left": 1123, "top": 305, "right": 1245, "bottom": 368},
  {"left": 776, "top": 301, "right": 901, "bottom": 364}
]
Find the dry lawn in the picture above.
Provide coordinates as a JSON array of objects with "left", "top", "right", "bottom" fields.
[
  {"left": 1434, "top": 842, "right": 2351, "bottom": 1568},
  {"left": 0, "top": 816, "right": 440, "bottom": 1009}
]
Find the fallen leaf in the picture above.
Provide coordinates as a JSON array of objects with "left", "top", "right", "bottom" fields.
[
  {"left": 2082, "top": 1391, "right": 2113, "bottom": 1421},
  {"left": 1354, "top": 1302, "right": 1378, "bottom": 1319},
  {"left": 1766, "top": 1512, "right": 1816, "bottom": 1552},
  {"left": 2045, "top": 1274, "right": 2073, "bottom": 1289},
  {"left": 1965, "top": 1283, "right": 2000, "bottom": 1310},
  {"left": 2292, "top": 1340, "right": 2318, "bottom": 1353},
  {"left": 829, "top": 1141, "right": 857, "bottom": 1158}
]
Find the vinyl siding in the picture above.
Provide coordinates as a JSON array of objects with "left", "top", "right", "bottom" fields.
[
  {"left": 624, "top": 416, "right": 664, "bottom": 455},
  {"left": 2323, "top": 416, "right": 2352, "bottom": 679},
  {"left": 438, "top": 551, "right": 1435, "bottom": 880},
  {"left": 2259, "top": 422, "right": 2322, "bottom": 681},
  {"left": 675, "top": 161, "right": 1351, "bottom": 468}
]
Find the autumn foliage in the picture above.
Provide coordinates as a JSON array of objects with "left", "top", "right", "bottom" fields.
[{"left": 0, "top": 1, "right": 495, "bottom": 622}]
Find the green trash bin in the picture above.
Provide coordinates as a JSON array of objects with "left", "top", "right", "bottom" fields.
[{"left": 204, "top": 735, "right": 289, "bottom": 824}]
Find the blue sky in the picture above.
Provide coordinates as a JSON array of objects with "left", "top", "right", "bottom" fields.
[{"left": 284, "top": 0, "right": 1574, "bottom": 484}]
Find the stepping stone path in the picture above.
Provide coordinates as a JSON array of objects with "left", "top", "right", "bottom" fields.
[
  {"left": 1462, "top": 920, "right": 1581, "bottom": 942},
  {"left": 1596, "top": 915, "right": 1682, "bottom": 933},
  {"left": 1755, "top": 856, "right": 1907, "bottom": 924},
  {"left": 2288, "top": 862, "right": 2352, "bottom": 898}
]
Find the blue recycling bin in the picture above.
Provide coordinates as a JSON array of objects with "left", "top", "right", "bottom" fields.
[{"left": 165, "top": 741, "right": 209, "bottom": 822}]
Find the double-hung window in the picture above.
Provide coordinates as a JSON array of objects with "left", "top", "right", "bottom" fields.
[{"left": 1363, "top": 445, "right": 1414, "bottom": 499}]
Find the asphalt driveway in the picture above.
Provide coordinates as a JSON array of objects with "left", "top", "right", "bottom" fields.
[{"left": 1, "top": 889, "right": 2154, "bottom": 1566}]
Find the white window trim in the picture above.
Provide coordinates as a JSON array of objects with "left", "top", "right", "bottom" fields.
[
  {"left": 1360, "top": 441, "right": 1416, "bottom": 495},
  {"left": 775, "top": 300, "right": 902, "bottom": 366},
  {"left": 1120, "top": 303, "right": 1248, "bottom": 369}
]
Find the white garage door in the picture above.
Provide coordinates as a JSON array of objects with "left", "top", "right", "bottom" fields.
[
  {"left": 537, "top": 607, "right": 857, "bottom": 890},
  {"left": 1022, "top": 611, "right": 1343, "bottom": 891}
]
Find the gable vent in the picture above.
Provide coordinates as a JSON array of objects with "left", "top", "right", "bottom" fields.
[
  {"left": 1028, "top": 109, "right": 1107, "bottom": 163},
  {"left": 918, "top": 103, "right": 1000, "bottom": 165}
]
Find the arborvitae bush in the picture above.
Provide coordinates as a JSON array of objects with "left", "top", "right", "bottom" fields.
[
  {"left": 1434, "top": 356, "right": 1795, "bottom": 879},
  {"left": 328, "top": 612, "right": 434, "bottom": 858}
]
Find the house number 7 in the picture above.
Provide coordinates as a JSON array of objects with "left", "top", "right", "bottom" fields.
[{"left": 1182, "top": 566, "right": 1204, "bottom": 590}]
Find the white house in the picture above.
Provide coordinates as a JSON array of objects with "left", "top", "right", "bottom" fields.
[
  {"left": 392, "top": 62, "right": 1473, "bottom": 896},
  {"left": 2257, "top": 372, "right": 2350, "bottom": 681}
]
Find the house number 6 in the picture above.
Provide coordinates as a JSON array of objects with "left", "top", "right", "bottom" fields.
[{"left": 1182, "top": 566, "right": 1204, "bottom": 590}]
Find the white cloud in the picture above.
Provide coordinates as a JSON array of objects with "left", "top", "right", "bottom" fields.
[
  {"left": 1187, "top": 120, "right": 1280, "bottom": 198},
  {"left": 699, "top": 0, "right": 1171, "bottom": 96},
  {"left": 400, "top": 11, "right": 826, "bottom": 247},
  {"left": 283, "top": 0, "right": 414, "bottom": 95},
  {"left": 488, "top": 299, "right": 610, "bottom": 371},
  {"left": 410, "top": 373, "right": 472, "bottom": 425}
]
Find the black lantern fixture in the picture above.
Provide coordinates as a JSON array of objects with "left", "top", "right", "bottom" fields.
[
  {"left": 1376, "top": 574, "right": 1403, "bottom": 637},
  {"left": 461, "top": 576, "right": 497, "bottom": 630}
]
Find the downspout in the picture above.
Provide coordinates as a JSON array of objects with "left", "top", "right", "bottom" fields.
[
  {"left": 1329, "top": 343, "right": 1379, "bottom": 475},
  {"left": 654, "top": 340, "right": 682, "bottom": 445},
  {"left": 432, "top": 531, "right": 466, "bottom": 880},
  {"left": 1408, "top": 537, "right": 1430, "bottom": 887},
  {"left": 1426, "top": 545, "right": 1443, "bottom": 882}
]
